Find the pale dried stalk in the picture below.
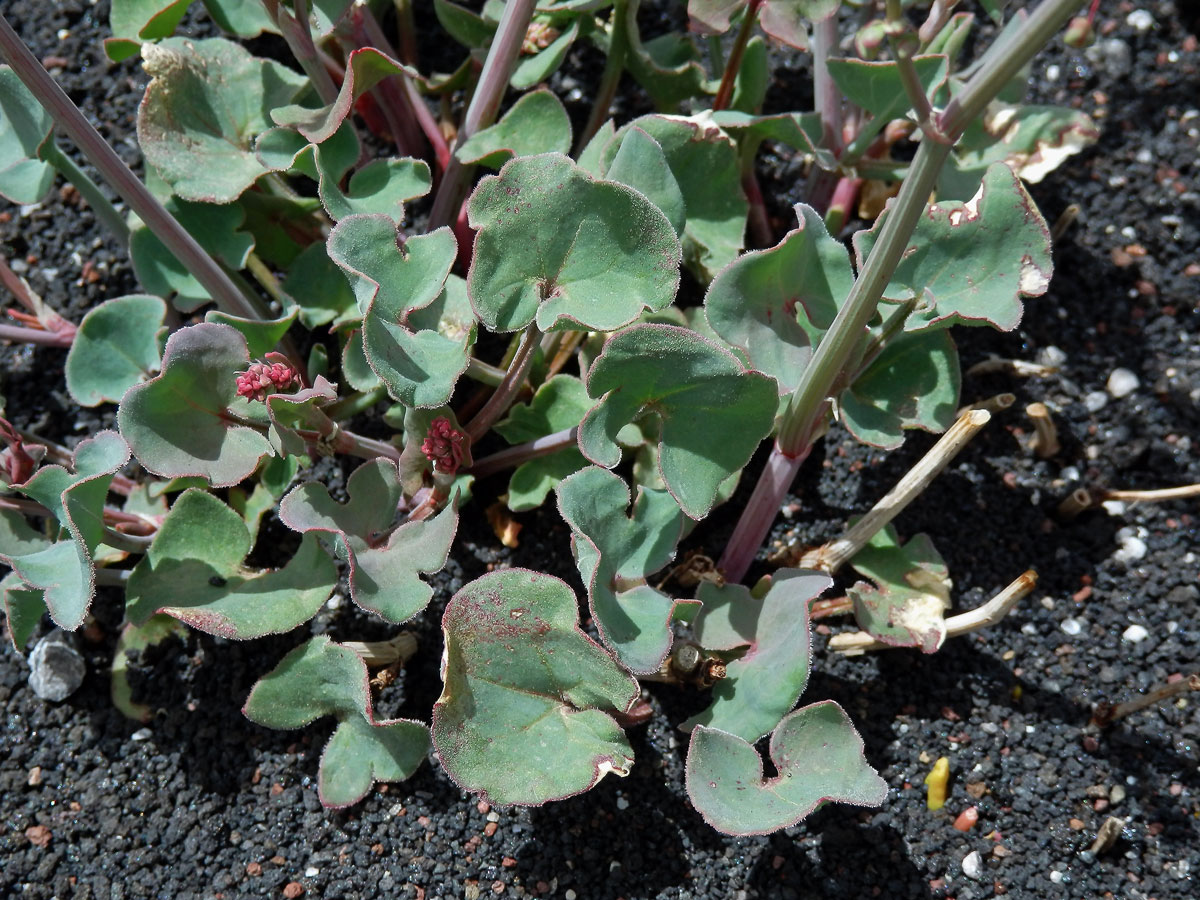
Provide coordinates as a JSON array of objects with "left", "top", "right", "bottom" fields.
[
  {"left": 1058, "top": 482, "right": 1200, "bottom": 519},
  {"left": 800, "top": 409, "right": 991, "bottom": 573},
  {"left": 956, "top": 391, "right": 1015, "bottom": 418},
  {"left": 1092, "top": 673, "right": 1200, "bottom": 727},
  {"left": 1026, "top": 402, "right": 1060, "bottom": 458},
  {"left": 342, "top": 632, "right": 417, "bottom": 667},
  {"left": 965, "top": 357, "right": 1058, "bottom": 378},
  {"left": 828, "top": 569, "right": 1037, "bottom": 655}
]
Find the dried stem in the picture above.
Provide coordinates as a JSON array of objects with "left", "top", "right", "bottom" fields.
[
  {"left": 800, "top": 409, "right": 992, "bottom": 573},
  {"left": 1025, "top": 402, "right": 1060, "bottom": 458},
  {"left": 829, "top": 569, "right": 1037, "bottom": 655},
  {"left": 343, "top": 631, "right": 418, "bottom": 667},
  {"left": 1092, "top": 674, "right": 1200, "bottom": 728}
]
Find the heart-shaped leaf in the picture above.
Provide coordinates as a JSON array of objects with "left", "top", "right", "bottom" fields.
[
  {"left": 279, "top": 459, "right": 459, "bottom": 623},
  {"left": 66, "top": 295, "right": 167, "bottom": 407},
  {"left": 328, "top": 217, "right": 470, "bottom": 408},
  {"left": 118, "top": 323, "right": 274, "bottom": 487},
  {"left": 604, "top": 126, "right": 686, "bottom": 236},
  {"left": 686, "top": 701, "right": 888, "bottom": 835},
  {"left": 3, "top": 431, "right": 131, "bottom": 630},
  {"left": 202, "top": 0, "right": 279, "bottom": 38},
  {"left": 466, "top": 153, "right": 681, "bottom": 333},
  {"left": 2, "top": 571, "right": 46, "bottom": 652},
  {"left": 432, "top": 568, "right": 639, "bottom": 806},
  {"left": 682, "top": 569, "right": 831, "bottom": 741},
  {"left": 625, "top": 1, "right": 710, "bottom": 110},
  {"left": 138, "top": 37, "right": 308, "bottom": 202},
  {"left": 511, "top": 18, "right": 580, "bottom": 90},
  {"left": 0, "top": 66, "right": 54, "bottom": 203},
  {"left": 848, "top": 525, "right": 951, "bottom": 653},
  {"left": 244, "top": 636, "right": 429, "bottom": 806},
  {"left": 126, "top": 489, "right": 337, "bottom": 637},
  {"left": 455, "top": 89, "right": 572, "bottom": 169},
  {"left": 854, "top": 163, "right": 1053, "bottom": 333},
  {"left": 206, "top": 308, "right": 298, "bottom": 360},
  {"left": 601, "top": 115, "right": 746, "bottom": 281},
  {"left": 838, "top": 329, "right": 960, "bottom": 449},
  {"left": 435, "top": 0, "right": 496, "bottom": 47},
  {"left": 705, "top": 203, "right": 854, "bottom": 394},
  {"left": 494, "top": 375, "right": 591, "bottom": 511},
  {"left": 579, "top": 324, "right": 777, "bottom": 519},
  {"left": 106, "top": 0, "right": 192, "bottom": 61},
  {"left": 319, "top": 153, "right": 432, "bottom": 224},
  {"left": 557, "top": 466, "right": 685, "bottom": 673}
]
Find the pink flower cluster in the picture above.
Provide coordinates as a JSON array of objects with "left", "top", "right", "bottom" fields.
[
  {"left": 235, "top": 354, "right": 299, "bottom": 403},
  {"left": 421, "top": 417, "right": 465, "bottom": 475}
]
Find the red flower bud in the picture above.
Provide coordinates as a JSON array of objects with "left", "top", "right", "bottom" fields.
[
  {"left": 235, "top": 353, "right": 299, "bottom": 403},
  {"left": 421, "top": 417, "right": 465, "bottom": 475}
]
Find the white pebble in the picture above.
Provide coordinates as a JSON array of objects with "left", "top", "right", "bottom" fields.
[
  {"left": 1050, "top": 870, "right": 1065, "bottom": 884},
  {"left": 1113, "top": 528, "right": 1147, "bottom": 563},
  {"left": 962, "top": 850, "right": 983, "bottom": 880},
  {"left": 1045, "top": 64, "right": 1060, "bottom": 82},
  {"left": 305, "top": 867, "right": 319, "bottom": 877},
  {"left": 1107, "top": 368, "right": 1140, "bottom": 398},
  {"left": 1084, "top": 391, "right": 1109, "bottom": 412},
  {"left": 1101, "top": 500, "right": 1127, "bottom": 516},
  {"left": 1061, "top": 618, "right": 1083, "bottom": 636},
  {"left": 1122, "top": 624, "right": 1150, "bottom": 643},
  {"left": 565, "top": 891, "right": 578, "bottom": 900},
  {"left": 1038, "top": 345, "right": 1067, "bottom": 368},
  {"left": 1135, "top": 148, "right": 1154, "bottom": 164},
  {"left": 1126, "top": 10, "right": 1154, "bottom": 32},
  {"left": 131, "top": 728, "right": 153, "bottom": 741},
  {"left": 616, "top": 796, "right": 630, "bottom": 810}
]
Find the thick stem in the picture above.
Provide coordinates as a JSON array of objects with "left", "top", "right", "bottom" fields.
[
  {"left": 0, "top": 322, "right": 73, "bottom": 347},
  {"left": 469, "top": 426, "right": 578, "bottom": 480},
  {"left": 885, "top": 0, "right": 945, "bottom": 144},
  {"left": 811, "top": 13, "right": 843, "bottom": 155},
  {"left": 244, "top": 253, "right": 287, "bottom": 307},
  {"left": 823, "top": 175, "right": 863, "bottom": 235},
  {"left": 717, "top": 444, "right": 808, "bottom": 584},
  {"left": 40, "top": 142, "right": 131, "bottom": 246},
  {"left": 347, "top": 4, "right": 424, "bottom": 159},
  {"left": 712, "top": 0, "right": 764, "bottom": 112},
  {"left": 392, "top": 0, "right": 419, "bottom": 65},
  {"left": 428, "top": 0, "right": 538, "bottom": 229},
  {"left": 577, "top": 0, "right": 629, "bottom": 152},
  {"left": 464, "top": 324, "right": 541, "bottom": 443},
  {"left": 0, "top": 13, "right": 263, "bottom": 321}
]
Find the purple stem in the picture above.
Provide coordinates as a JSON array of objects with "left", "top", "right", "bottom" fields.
[
  {"left": 718, "top": 443, "right": 810, "bottom": 585},
  {"left": 464, "top": 324, "right": 541, "bottom": 443},
  {"left": 812, "top": 14, "right": 843, "bottom": 155},
  {"left": 0, "top": 323, "right": 73, "bottom": 347},
  {"left": 469, "top": 426, "right": 579, "bottom": 480}
]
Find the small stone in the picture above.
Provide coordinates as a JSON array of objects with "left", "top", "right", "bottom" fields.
[
  {"left": 304, "top": 867, "right": 318, "bottom": 877},
  {"left": 1113, "top": 530, "right": 1147, "bottom": 563},
  {"left": 1069, "top": 818, "right": 1086, "bottom": 830},
  {"left": 484, "top": 822, "right": 498, "bottom": 837},
  {"left": 954, "top": 807, "right": 980, "bottom": 831},
  {"left": 1061, "top": 618, "right": 1083, "bottom": 636},
  {"left": 1083, "top": 391, "right": 1108, "bottom": 412},
  {"left": 283, "top": 882, "right": 305, "bottom": 898},
  {"left": 615, "top": 796, "right": 630, "bottom": 810},
  {"left": 962, "top": 851, "right": 983, "bottom": 880},
  {"left": 27, "top": 630, "right": 86, "bottom": 701},
  {"left": 565, "top": 891, "right": 577, "bottom": 900},
  {"left": 25, "top": 825, "right": 52, "bottom": 848},
  {"left": 1109, "top": 784, "right": 1126, "bottom": 804},
  {"left": 27, "top": 766, "right": 42, "bottom": 786},
  {"left": 1121, "top": 624, "right": 1150, "bottom": 643},
  {"left": 1106, "top": 368, "right": 1140, "bottom": 398},
  {"left": 131, "top": 728, "right": 153, "bottom": 741},
  {"left": 1125, "top": 10, "right": 1154, "bottom": 32},
  {"left": 1050, "top": 870, "right": 1064, "bottom": 884},
  {"left": 246, "top": 862, "right": 263, "bottom": 877},
  {"left": 1086, "top": 38, "right": 1132, "bottom": 78}
]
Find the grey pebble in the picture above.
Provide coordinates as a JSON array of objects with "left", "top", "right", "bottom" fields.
[{"left": 27, "top": 630, "right": 86, "bottom": 702}]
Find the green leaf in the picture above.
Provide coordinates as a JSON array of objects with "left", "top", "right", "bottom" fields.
[
  {"left": 0, "top": 66, "right": 54, "bottom": 203},
  {"left": 138, "top": 37, "right": 308, "bottom": 202},
  {"left": 126, "top": 489, "right": 337, "bottom": 637},
  {"left": 839, "top": 329, "right": 960, "bottom": 450},
  {"left": 265, "top": 377, "right": 338, "bottom": 458},
  {"left": 579, "top": 324, "right": 777, "bottom": 519},
  {"left": 848, "top": 525, "right": 951, "bottom": 653},
  {"left": 283, "top": 242, "right": 358, "bottom": 329},
  {"left": 65, "top": 295, "right": 166, "bottom": 407},
  {"left": 230, "top": 453, "right": 299, "bottom": 544},
  {"left": 687, "top": 0, "right": 743, "bottom": 35},
  {"left": 827, "top": 55, "right": 949, "bottom": 122},
  {"left": 682, "top": 570, "right": 830, "bottom": 741},
  {"left": 625, "top": 7, "right": 710, "bottom": 110},
  {"left": 511, "top": 18, "right": 580, "bottom": 90},
  {"left": 435, "top": 0, "right": 496, "bottom": 47},
  {"left": 604, "top": 126, "right": 686, "bottom": 236},
  {"left": 111, "top": 615, "right": 188, "bottom": 722},
  {"left": 244, "top": 636, "right": 428, "bottom": 806},
  {"left": 854, "top": 163, "right": 1053, "bottom": 333},
  {"left": 432, "top": 569, "right": 639, "bottom": 806},
  {"left": 467, "top": 153, "right": 681, "bottom": 333},
  {"left": 328, "top": 218, "right": 470, "bottom": 408},
  {"left": 3, "top": 431, "right": 130, "bottom": 630},
  {"left": 319, "top": 154, "right": 432, "bottom": 224},
  {"left": 118, "top": 323, "right": 274, "bottom": 487},
  {"left": 279, "top": 459, "right": 459, "bottom": 623},
  {"left": 602, "top": 115, "right": 746, "bottom": 281},
  {"left": 455, "top": 89, "right": 573, "bottom": 169},
  {"left": 320, "top": 716, "right": 429, "bottom": 808},
  {"left": 206, "top": 307, "right": 298, "bottom": 360},
  {"left": 202, "top": 0, "right": 279, "bottom": 38},
  {"left": 106, "top": 0, "right": 192, "bottom": 61},
  {"left": 760, "top": 0, "right": 839, "bottom": 48},
  {"left": 494, "top": 375, "right": 590, "bottom": 511},
  {"left": 2, "top": 572, "right": 46, "bottom": 652},
  {"left": 556, "top": 467, "right": 685, "bottom": 673},
  {"left": 686, "top": 701, "right": 888, "bottom": 835},
  {"left": 704, "top": 203, "right": 853, "bottom": 394},
  {"left": 272, "top": 47, "right": 422, "bottom": 145},
  {"left": 0, "top": 509, "right": 52, "bottom": 559},
  {"left": 730, "top": 36, "right": 768, "bottom": 113}
]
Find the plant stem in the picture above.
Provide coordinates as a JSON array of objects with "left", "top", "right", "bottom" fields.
[
  {"left": 392, "top": 0, "right": 419, "bottom": 65},
  {"left": 346, "top": 4, "right": 422, "bottom": 159},
  {"left": 465, "top": 356, "right": 508, "bottom": 387},
  {"left": 1092, "top": 674, "right": 1200, "bottom": 728},
  {"left": 428, "top": 0, "right": 538, "bottom": 229},
  {"left": 0, "top": 13, "right": 264, "bottom": 322},
  {"left": 717, "top": 444, "right": 809, "bottom": 583},
  {"left": 469, "top": 426, "right": 578, "bottom": 480},
  {"left": 265, "top": 0, "right": 340, "bottom": 104},
  {"left": 40, "top": 142, "right": 131, "bottom": 246},
  {"left": 712, "top": 0, "right": 763, "bottom": 112},
  {"left": 828, "top": 569, "right": 1037, "bottom": 654},
  {"left": 464, "top": 323, "right": 541, "bottom": 443},
  {"left": 325, "top": 386, "right": 388, "bottom": 420},
  {"left": 811, "top": 12, "right": 843, "bottom": 155},
  {"left": 0, "top": 322, "right": 73, "bottom": 347},
  {"left": 244, "top": 253, "right": 287, "bottom": 308},
  {"left": 800, "top": 409, "right": 992, "bottom": 574},
  {"left": 885, "top": 0, "right": 945, "bottom": 144},
  {"left": 823, "top": 175, "right": 863, "bottom": 234},
  {"left": 577, "top": 0, "right": 629, "bottom": 153}
]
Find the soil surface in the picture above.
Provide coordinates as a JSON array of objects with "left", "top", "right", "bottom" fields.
[{"left": 2, "top": 2, "right": 1200, "bottom": 899}]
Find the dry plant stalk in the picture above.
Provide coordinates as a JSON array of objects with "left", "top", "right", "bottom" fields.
[
  {"left": 343, "top": 632, "right": 418, "bottom": 667},
  {"left": 1091, "top": 673, "right": 1200, "bottom": 727},
  {"left": 1025, "top": 402, "right": 1060, "bottom": 458},
  {"left": 828, "top": 569, "right": 1037, "bottom": 655}
]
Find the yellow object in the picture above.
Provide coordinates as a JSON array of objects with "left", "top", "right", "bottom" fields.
[{"left": 924, "top": 756, "right": 950, "bottom": 810}]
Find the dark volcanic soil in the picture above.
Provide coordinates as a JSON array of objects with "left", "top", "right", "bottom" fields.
[{"left": 2, "top": 2, "right": 1199, "bottom": 899}]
